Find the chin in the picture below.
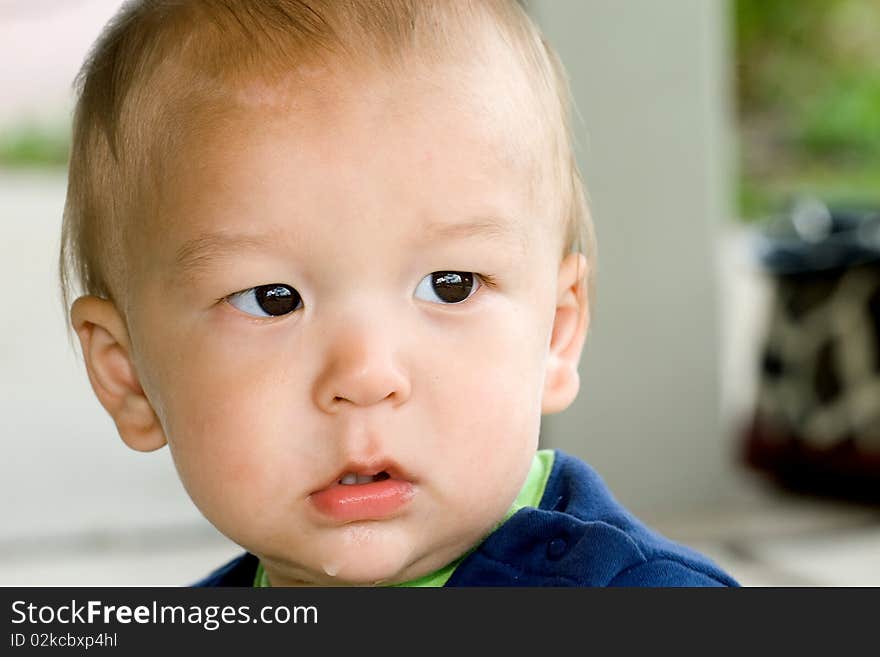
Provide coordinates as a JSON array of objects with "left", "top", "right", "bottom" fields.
[{"left": 313, "top": 524, "right": 420, "bottom": 586}]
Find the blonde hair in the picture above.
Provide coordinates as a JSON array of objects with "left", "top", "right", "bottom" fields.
[{"left": 59, "top": 0, "right": 595, "bottom": 328}]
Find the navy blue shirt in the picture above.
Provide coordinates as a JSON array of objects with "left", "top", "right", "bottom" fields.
[{"left": 194, "top": 450, "right": 739, "bottom": 587}]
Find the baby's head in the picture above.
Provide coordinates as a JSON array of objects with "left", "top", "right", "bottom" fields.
[{"left": 61, "top": 0, "right": 595, "bottom": 585}]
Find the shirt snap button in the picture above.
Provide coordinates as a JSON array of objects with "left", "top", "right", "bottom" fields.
[{"left": 546, "top": 537, "right": 568, "bottom": 560}]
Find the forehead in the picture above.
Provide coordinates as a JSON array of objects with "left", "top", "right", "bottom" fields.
[
  {"left": 148, "top": 60, "right": 551, "bottom": 254},
  {"left": 221, "top": 57, "right": 540, "bottom": 179}
]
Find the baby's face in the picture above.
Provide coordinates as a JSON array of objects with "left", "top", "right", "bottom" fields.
[{"left": 125, "top": 63, "right": 570, "bottom": 585}]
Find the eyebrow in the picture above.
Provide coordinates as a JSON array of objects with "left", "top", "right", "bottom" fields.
[
  {"left": 172, "top": 230, "right": 283, "bottom": 282},
  {"left": 423, "top": 216, "right": 526, "bottom": 252},
  {"left": 172, "top": 216, "right": 525, "bottom": 280}
]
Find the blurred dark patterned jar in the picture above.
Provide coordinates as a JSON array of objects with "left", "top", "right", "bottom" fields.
[{"left": 742, "top": 198, "right": 880, "bottom": 499}]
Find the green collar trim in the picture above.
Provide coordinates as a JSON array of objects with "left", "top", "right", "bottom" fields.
[
  {"left": 254, "top": 449, "right": 555, "bottom": 587},
  {"left": 254, "top": 561, "right": 269, "bottom": 587},
  {"left": 505, "top": 448, "right": 555, "bottom": 523}
]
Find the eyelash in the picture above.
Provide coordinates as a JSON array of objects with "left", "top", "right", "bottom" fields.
[{"left": 219, "top": 272, "right": 497, "bottom": 318}]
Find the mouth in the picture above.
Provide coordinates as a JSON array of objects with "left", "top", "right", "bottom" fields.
[
  {"left": 309, "top": 461, "right": 415, "bottom": 522},
  {"left": 312, "top": 460, "right": 412, "bottom": 494},
  {"left": 336, "top": 470, "right": 392, "bottom": 486}
]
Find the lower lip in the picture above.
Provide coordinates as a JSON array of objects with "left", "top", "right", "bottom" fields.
[{"left": 310, "top": 479, "right": 415, "bottom": 522}]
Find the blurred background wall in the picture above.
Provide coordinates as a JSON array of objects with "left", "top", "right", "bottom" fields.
[
  {"left": 2, "top": 0, "right": 880, "bottom": 586},
  {"left": 529, "top": 0, "right": 736, "bottom": 518}
]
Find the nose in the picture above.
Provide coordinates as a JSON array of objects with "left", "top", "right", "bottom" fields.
[{"left": 313, "top": 317, "right": 411, "bottom": 413}]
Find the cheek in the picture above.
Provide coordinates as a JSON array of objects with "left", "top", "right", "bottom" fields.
[
  {"left": 134, "top": 317, "right": 310, "bottom": 514},
  {"left": 419, "top": 301, "right": 548, "bottom": 483}
]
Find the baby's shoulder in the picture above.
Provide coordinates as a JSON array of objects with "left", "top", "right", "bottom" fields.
[
  {"left": 191, "top": 552, "right": 259, "bottom": 587},
  {"left": 447, "top": 451, "right": 739, "bottom": 587}
]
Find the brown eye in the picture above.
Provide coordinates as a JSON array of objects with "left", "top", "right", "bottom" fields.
[
  {"left": 415, "top": 271, "right": 480, "bottom": 304},
  {"left": 227, "top": 284, "right": 302, "bottom": 317}
]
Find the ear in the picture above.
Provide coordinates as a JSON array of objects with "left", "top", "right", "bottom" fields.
[
  {"left": 542, "top": 252, "right": 590, "bottom": 415},
  {"left": 70, "top": 296, "right": 167, "bottom": 452}
]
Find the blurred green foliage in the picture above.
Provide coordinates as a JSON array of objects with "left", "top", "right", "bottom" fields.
[
  {"left": 736, "top": 0, "right": 880, "bottom": 220},
  {"left": 0, "top": 122, "right": 70, "bottom": 168},
  {"left": 798, "top": 75, "right": 880, "bottom": 158}
]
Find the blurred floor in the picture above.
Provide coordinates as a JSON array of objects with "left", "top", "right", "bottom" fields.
[
  {"left": 2, "top": 170, "right": 880, "bottom": 586},
  {"left": 650, "top": 470, "right": 880, "bottom": 586}
]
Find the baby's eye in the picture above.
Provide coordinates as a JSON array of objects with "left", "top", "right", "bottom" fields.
[
  {"left": 226, "top": 284, "right": 302, "bottom": 317},
  {"left": 414, "top": 271, "right": 481, "bottom": 304}
]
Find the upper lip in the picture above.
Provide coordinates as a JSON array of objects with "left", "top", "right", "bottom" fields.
[{"left": 311, "top": 458, "right": 413, "bottom": 494}]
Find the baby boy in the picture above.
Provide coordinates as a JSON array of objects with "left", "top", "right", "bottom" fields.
[{"left": 61, "top": 0, "right": 738, "bottom": 587}]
